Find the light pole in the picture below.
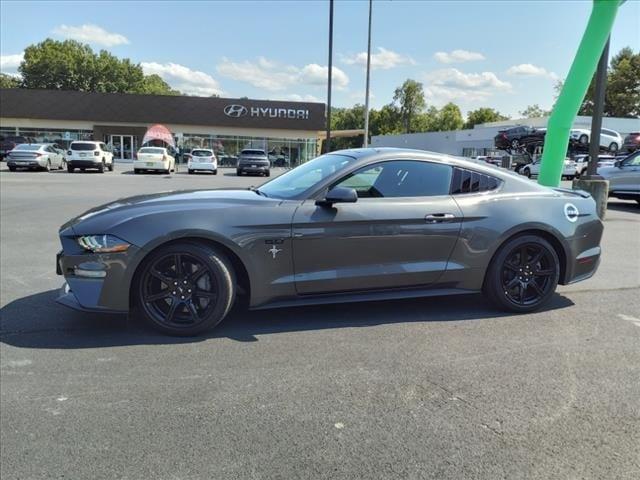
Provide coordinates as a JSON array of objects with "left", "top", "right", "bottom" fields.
[
  {"left": 325, "top": 0, "right": 334, "bottom": 153},
  {"left": 586, "top": 36, "right": 610, "bottom": 178},
  {"left": 363, "top": 0, "right": 373, "bottom": 147}
]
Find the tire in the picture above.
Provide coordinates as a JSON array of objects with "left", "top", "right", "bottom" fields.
[
  {"left": 609, "top": 142, "right": 618, "bottom": 152},
  {"left": 236, "top": 169, "right": 242, "bottom": 176},
  {"left": 483, "top": 235, "right": 560, "bottom": 313},
  {"left": 511, "top": 139, "right": 519, "bottom": 149},
  {"left": 524, "top": 168, "right": 531, "bottom": 178},
  {"left": 213, "top": 169, "right": 218, "bottom": 175},
  {"left": 59, "top": 159, "right": 66, "bottom": 170},
  {"left": 44, "top": 160, "right": 51, "bottom": 172},
  {"left": 135, "top": 242, "right": 236, "bottom": 336},
  {"left": 108, "top": 162, "right": 114, "bottom": 172},
  {"left": 67, "top": 165, "right": 74, "bottom": 173},
  {"left": 188, "top": 169, "right": 194, "bottom": 175},
  {"left": 265, "top": 170, "right": 271, "bottom": 177},
  {"left": 134, "top": 169, "right": 141, "bottom": 174},
  {"left": 8, "top": 166, "right": 16, "bottom": 172},
  {"left": 98, "top": 160, "right": 105, "bottom": 173},
  {"left": 579, "top": 134, "right": 589, "bottom": 145}
]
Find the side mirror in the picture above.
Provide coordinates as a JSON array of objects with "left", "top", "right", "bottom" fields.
[
  {"left": 614, "top": 160, "right": 622, "bottom": 168},
  {"left": 316, "top": 187, "right": 358, "bottom": 207}
]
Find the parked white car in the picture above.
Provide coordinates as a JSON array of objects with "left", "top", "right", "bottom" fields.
[
  {"left": 134, "top": 147, "right": 175, "bottom": 174},
  {"left": 67, "top": 141, "right": 114, "bottom": 173},
  {"left": 521, "top": 158, "right": 577, "bottom": 180},
  {"left": 187, "top": 148, "right": 218, "bottom": 174},
  {"left": 574, "top": 154, "right": 616, "bottom": 177},
  {"left": 6, "top": 143, "right": 66, "bottom": 171},
  {"left": 570, "top": 128, "right": 623, "bottom": 152}
]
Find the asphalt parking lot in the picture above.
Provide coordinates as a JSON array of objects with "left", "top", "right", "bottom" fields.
[{"left": 1, "top": 163, "right": 639, "bottom": 479}]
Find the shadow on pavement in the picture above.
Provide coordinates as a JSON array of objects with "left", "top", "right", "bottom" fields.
[
  {"left": 0, "top": 288, "right": 574, "bottom": 349},
  {"left": 607, "top": 200, "right": 639, "bottom": 214}
]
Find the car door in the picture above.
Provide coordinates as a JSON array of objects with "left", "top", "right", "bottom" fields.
[
  {"left": 291, "top": 160, "right": 463, "bottom": 295},
  {"left": 609, "top": 152, "right": 640, "bottom": 192},
  {"left": 46, "top": 146, "right": 60, "bottom": 167}
]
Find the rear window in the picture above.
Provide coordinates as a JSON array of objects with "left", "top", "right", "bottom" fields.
[
  {"left": 191, "top": 150, "right": 213, "bottom": 157},
  {"left": 5, "top": 136, "right": 27, "bottom": 143},
  {"left": 14, "top": 144, "right": 41, "bottom": 151},
  {"left": 71, "top": 143, "right": 97, "bottom": 151},
  {"left": 139, "top": 147, "right": 165, "bottom": 154},
  {"left": 450, "top": 167, "right": 501, "bottom": 194},
  {"left": 241, "top": 150, "right": 266, "bottom": 156}
]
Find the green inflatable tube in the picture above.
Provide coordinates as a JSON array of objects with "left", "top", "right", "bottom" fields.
[{"left": 538, "top": 0, "right": 622, "bottom": 187}]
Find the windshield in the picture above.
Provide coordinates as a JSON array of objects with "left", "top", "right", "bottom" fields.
[
  {"left": 191, "top": 150, "right": 212, "bottom": 157},
  {"left": 71, "top": 143, "right": 97, "bottom": 151},
  {"left": 13, "top": 144, "right": 41, "bottom": 151},
  {"left": 139, "top": 147, "right": 165, "bottom": 154},
  {"left": 259, "top": 154, "right": 354, "bottom": 199}
]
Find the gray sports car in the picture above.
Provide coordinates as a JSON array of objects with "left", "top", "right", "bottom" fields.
[{"left": 56, "top": 148, "right": 603, "bottom": 336}]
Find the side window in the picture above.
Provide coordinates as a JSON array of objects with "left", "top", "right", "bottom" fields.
[
  {"left": 450, "top": 167, "right": 501, "bottom": 194},
  {"left": 623, "top": 152, "right": 640, "bottom": 166},
  {"left": 100, "top": 143, "right": 107, "bottom": 151},
  {"left": 334, "top": 160, "right": 453, "bottom": 198}
]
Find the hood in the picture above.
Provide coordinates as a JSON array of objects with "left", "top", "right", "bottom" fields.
[{"left": 60, "top": 188, "right": 276, "bottom": 237}]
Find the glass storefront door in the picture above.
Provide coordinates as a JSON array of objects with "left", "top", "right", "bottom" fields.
[{"left": 108, "top": 135, "right": 137, "bottom": 161}]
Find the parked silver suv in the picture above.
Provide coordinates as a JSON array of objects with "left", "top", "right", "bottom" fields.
[{"left": 236, "top": 149, "right": 270, "bottom": 177}]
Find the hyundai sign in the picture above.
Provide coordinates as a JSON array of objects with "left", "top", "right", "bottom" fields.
[{"left": 224, "top": 104, "right": 310, "bottom": 120}]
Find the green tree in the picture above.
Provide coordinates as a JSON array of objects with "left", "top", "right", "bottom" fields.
[
  {"left": 0, "top": 73, "right": 20, "bottom": 88},
  {"left": 464, "top": 107, "right": 509, "bottom": 128},
  {"left": 432, "top": 102, "right": 464, "bottom": 131},
  {"left": 519, "top": 104, "right": 551, "bottom": 118},
  {"left": 369, "top": 103, "right": 403, "bottom": 136},
  {"left": 136, "top": 74, "right": 180, "bottom": 95},
  {"left": 18, "top": 38, "right": 182, "bottom": 96},
  {"left": 393, "top": 79, "right": 426, "bottom": 133}
]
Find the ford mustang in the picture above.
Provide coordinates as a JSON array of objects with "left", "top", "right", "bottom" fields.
[{"left": 56, "top": 148, "right": 603, "bottom": 336}]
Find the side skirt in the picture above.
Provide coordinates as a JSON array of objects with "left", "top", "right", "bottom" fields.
[{"left": 250, "top": 286, "right": 479, "bottom": 311}]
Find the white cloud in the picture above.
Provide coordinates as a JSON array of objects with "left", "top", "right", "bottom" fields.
[
  {"left": 434, "top": 49, "right": 485, "bottom": 64},
  {"left": 507, "top": 63, "right": 558, "bottom": 80},
  {"left": 277, "top": 93, "right": 321, "bottom": 102},
  {"left": 0, "top": 53, "right": 23, "bottom": 72},
  {"left": 52, "top": 24, "right": 129, "bottom": 47},
  {"left": 217, "top": 57, "right": 349, "bottom": 91},
  {"left": 424, "top": 68, "right": 511, "bottom": 104},
  {"left": 141, "top": 62, "right": 223, "bottom": 96},
  {"left": 341, "top": 47, "right": 416, "bottom": 70}
]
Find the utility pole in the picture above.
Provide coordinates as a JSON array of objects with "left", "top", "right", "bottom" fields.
[
  {"left": 586, "top": 36, "right": 610, "bottom": 178},
  {"left": 325, "top": 0, "right": 334, "bottom": 153},
  {"left": 363, "top": 0, "right": 373, "bottom": 147}
]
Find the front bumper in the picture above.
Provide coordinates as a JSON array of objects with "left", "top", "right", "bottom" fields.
[{"left": 56, "top": 246, "right": 140, "bottom": 312}]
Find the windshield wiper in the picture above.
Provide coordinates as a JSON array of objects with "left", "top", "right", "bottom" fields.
[{"left": 249, "top": 186, "right": 268, "bottom": 197}]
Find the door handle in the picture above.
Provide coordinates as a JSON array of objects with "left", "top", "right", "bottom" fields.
[{"left": 425, "top": 213, "right": 456, "bottom": 223}]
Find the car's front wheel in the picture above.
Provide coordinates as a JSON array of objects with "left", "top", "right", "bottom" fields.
[
  {"left": 484, "top": 235, "right": 560, "bottom": 313},
  {"left": 135, "top": 242, "right": 236, "bottom": 336},
  {"left": 609, "top": 142, "right": 618, "bottom": 152}
]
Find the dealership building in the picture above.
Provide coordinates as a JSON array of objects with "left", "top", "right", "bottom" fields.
[{"left": 0, "top": 89, "right": 325, "bottom": 164}]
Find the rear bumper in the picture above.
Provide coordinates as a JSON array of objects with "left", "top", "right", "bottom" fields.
[
  {"left": 133, "top": 161, "right": 170, "bottom": 170},
  {"left": 69, "top": 160, "right": 103, "bottom": 168},
  {"left": 7, "top": 160, "right": 46, "bottom": 168},
  {"left": 238, "top": 165, "right": 269, "bottom": 173},
  {"left": 188, "top": 162, "right": 217, "bottom": 170}
]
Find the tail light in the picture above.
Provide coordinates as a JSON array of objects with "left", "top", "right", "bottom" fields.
[{"left": 94, "top": 151, "right": 100, "bottom": 156}]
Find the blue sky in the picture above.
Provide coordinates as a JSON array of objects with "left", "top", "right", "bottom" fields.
[{"left": 1, "top": 0, "right": 638, "bottom": 118}]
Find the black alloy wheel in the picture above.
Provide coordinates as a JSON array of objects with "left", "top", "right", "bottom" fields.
[
  {"left": 484, "top": 235, "right": 559, "bottom": 312},
  {"left": 136, "top": 242, "right": 235, "bottom": 336},
  {"left": 511, "top": 139, "right": 519, "bottom": 149}
]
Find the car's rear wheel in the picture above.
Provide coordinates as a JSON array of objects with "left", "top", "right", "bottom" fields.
[
  {"left": 44, "top": 160, "right": 51, "bottom": 172},
  {"left": 213, "top": 169, "right": 218, "bottom": 175},
  {"left": 135, "top": 242, "right": 235, "bottom": 336},
  {"left": 8, "top": 165, "right": 16, "bottom": 172},
  {"left": 98, "top": 160, "right": 105, "bottom": 173},
  {"left": 609, "top": 142, "right": 618, "bottom": 152},
  {"left": 484, "top": 235, "right": 560, "bottom": 313},
  {"left": 511, "top": 139, "right": 519, "bottom": 149},
  {"left": 67, "top": 165, "right": 74, "bottom": 173},
  {"left": 236, "top": 169, "right": 242, "bottom": 176},
  {"left": 108, "top": 162, "right": 114, "bottom": 172},
  {"left": 134, "top": 169, "right": 141, "bottom": 174},
  {"left": 524, "top": 168, "right": 531, "bottom": 178},
  {"left": 265, "top": 170, "right": 271, "bottom": 177}
]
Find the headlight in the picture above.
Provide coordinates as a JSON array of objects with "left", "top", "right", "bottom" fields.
[{"left": 77, "top": 235, "right": 130, "bottom": 253}]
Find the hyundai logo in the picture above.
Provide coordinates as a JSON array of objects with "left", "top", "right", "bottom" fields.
[{"left": 224, "top": 104, "right": 248, "bottom": 118}]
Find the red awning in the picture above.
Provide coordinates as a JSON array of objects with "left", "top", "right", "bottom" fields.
[{"left": 142, "top": 124, "right": 175, "bottom": 147}]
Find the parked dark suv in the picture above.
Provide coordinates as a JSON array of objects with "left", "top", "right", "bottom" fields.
[
  {"left": 0, "top": 136, "right": 37, "bottom": 160},
  {"left": 622, "top": 132, "right": 640, "bottom": 153},
  {"left": 236, "top": 149, "right": 271, "bottom": 176},
  {"left": 494, "top": 126, "right": 546, "bottom": 151}
]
